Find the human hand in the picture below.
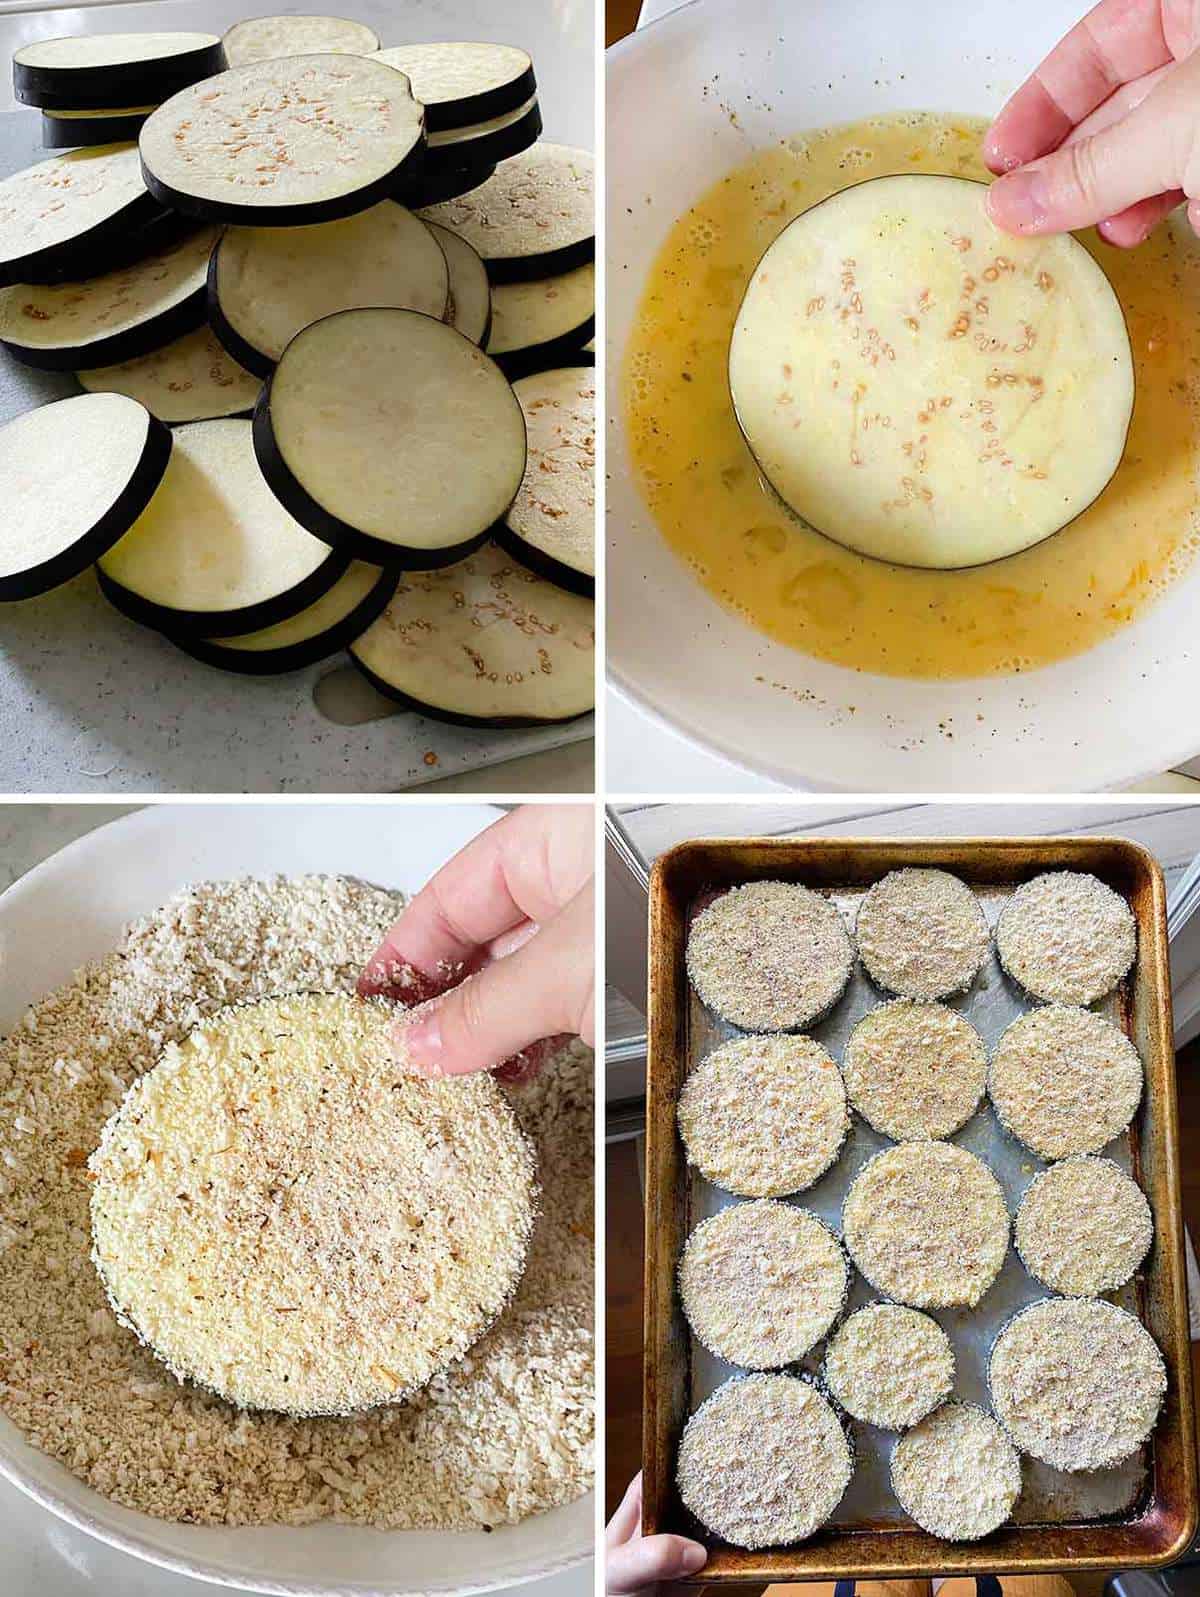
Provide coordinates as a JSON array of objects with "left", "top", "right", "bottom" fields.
[
  {"left": 984, "top": 0, "right": 1200, "bottom": 246},
  {"left": 606, "top": 1474, "right": 708, "bottom": 1596},
  {"left": 358, "top": 803, "right": 594, "bottom": 1078}
]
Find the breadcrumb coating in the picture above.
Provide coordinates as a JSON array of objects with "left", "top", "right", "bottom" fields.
[
  {"left": 989, "top": 1298, "right": 1166, "bottom": 1470},
  {"left": 842, "top": 1142, "right": 1008, "bottom": 1309},
  {"left": 677, "top": 1034, "right": 848, "bottom": 1196},
  {"left": 686, "top": 880, "right": 853, "bottom": 1032},
  {"left": 855, "top": 869, "right": 989, "bottom": 1001},
  {"left": 996, "top": 871, "right": 1135, "bottom": 1005},
  {"left": 679, "top": 1200, "right": 848, "bottom": 1368},
  {"left": 841, "top": 1000, "right": 986, "bottom": 1141},
  {"left": 823, "top": 1303, "right": 954, "bottom": 1429},
  {"left": 677, "top": 1373, "right": 852, "bottom": 1547},
  {"left": 989, "top": 1005, "right": 1143, "bottom": 1159},
  {"left": 891, "top": 1402, "right": 1021, "bottom": 1539},
  {"left": 1014, "top": 1156, "right": 1152, "bottom": 1296}
]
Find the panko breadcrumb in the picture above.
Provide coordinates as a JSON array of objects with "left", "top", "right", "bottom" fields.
[
  {"left": 891, "top": 1402, "right": 1021, "bottom": 1540},
  {"left": 854, "top": 869, "right": 989, "bottom": 1000},
  {"left": 989, "top": 1298, "right": 1166, "bottom": 1470},
  {"left": 677, "top": 1373, "right": 852, "bottom": 1547},
  {"left": 823, "top": 1303, "right": 954, "bottom": 1429},
  {"left": 685, "top": 880, "right": 853, "bottom": 1032},
  {"left": 842, "top": 1142, "right": 1009, "bottom": 1309},
  {"left": 1014, "top": 1156, "right": 1153, "bottom": 1297},
  {"left": 0, "top": 875, "right": 594, "bottom": 1530},
  {"left": 996, "top": 871, "right": 1136, "bottom": 1005},
  {"left": 989, "top": 1005, "right": 1143, "bottom": 1159},
  {"left": 676, "top": 1034, "right": 848, "bottom": 1196},
  {"left": 679, "top": 1200, "right": 848, "bottom": 1369},
  {"left": 841, "top": 1000, "right": 986, "bottom": 1141},
  {"left": 90, "top": 992, "right": 537, "bottom": 1417}
]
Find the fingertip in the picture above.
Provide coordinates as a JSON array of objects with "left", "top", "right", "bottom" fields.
[{"left": 985, "top": 168, "right": 1051, "bottom": 235}]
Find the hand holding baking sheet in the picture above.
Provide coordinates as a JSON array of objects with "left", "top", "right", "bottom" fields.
[
  {"left": 606, "top": 1474, "right": 707, "bottom": 1597},
  {"left": 358, "top": 803, "right": 594, "bottom": 1077},
  {"left": 985, "top": 0, "right": 1200, "bottom": 245}
]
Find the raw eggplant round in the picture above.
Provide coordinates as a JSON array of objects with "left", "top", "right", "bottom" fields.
[
  {"left": 173, "top": 561, "right": 399, "bottom": 674},
  {"left": 418, "top": 143, "right": 594, "bottom": 283},
  {"left": 13, "top": 32, "right": 223, "bottom": 110},
  {"left": 0, "top": 225, "right": 215, "bottom": 370},
  {"left": 254, "top": 307, "right": 526, "bottom": 567},
  {"left": 0, "top": 392, "right": 171, "bottom": 600},
  {"left": 138, "top": 55, "right": 425, "bottom": 226},
  {"left": 208, "top": 202, "right": 448, "bottom": 376},
  {"left": 98, "top": 417, "right": 346, "bottom": 635},
  {"left": 375, "top": 42, "right": 534, "bottom": 133},
  {"left": 349, "top": 543, "right": 594, "bottom": 727}
]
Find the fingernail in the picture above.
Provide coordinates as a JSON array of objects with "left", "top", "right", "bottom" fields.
[
  {"left": 987, "top": 168, "right": 1049, "bottom": 231},
  {"left": 680, "top": 1544, "right": 707, "bottom": 1574},
  {"left": 391, "top": 1007, "right": 444, "bottom": 1076}
]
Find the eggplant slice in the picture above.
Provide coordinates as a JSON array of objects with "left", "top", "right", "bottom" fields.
[
  {"left": 419, "top": 143, "right": 594, "bottom": 283},
  {"left": 255, "top": 307, "right": 526, "bottom": 567},
  {"left": 426, "top": 221, "right": 491, "bottom": 345},
  {"left": 98, "top": 417, "right": 345, "bottom": 635},
  {"left": 175, "top": 560, "right": 399, "bottom": 675},
  {"left": 728, "top": 173, "right": 1136, "bottom": 570},
  {"left": 375, "top": 42, "right": 534, "bottom": 132},
  {"left": 139, "top": 55, "right": 425, "bottom": 225},
  {"left": 0, "top": 144, "right": 158, "bottom": 288},
  {"left": 0, "top": 225, "right": 215, "bottom": 370},
  {"left": 42, "top": 105, "right": 157, "bottom": 149},
  {"left": 208, "top": 203, "right": 448, "bottom": 376},
  {"left": 423, "top": 97, "right": 541, "bottom": 174},
  {"left": 400, "top": 157, "right": 496, "bottom": 209},
  {"left": 350, "top": 543, "right": 594, "bottom": 727},
  {"left": 222, "top": 15, "right": 381, "bottom": 68},
  {"left": 496, "top": 366, "right": 595, "bottom": 595},
  {"left": 0, "top": 392, "right": 170, "bottom": 600},
  {"left": 487, "top": 262, "right": 594, "bottom": 378},
  {"left": 13, "top": 32, "right": 223, "bottom": 110},
  {"left": 79, "top": 325, "right": 260, "bottom": 423}
]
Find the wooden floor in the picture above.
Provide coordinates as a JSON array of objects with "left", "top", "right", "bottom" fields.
[
  {"left": 605, "top": 1038, "right": 1200, "bottom": 1568},
  {"left": 606, "top": 0, "right": 642, "bottom": 46}
]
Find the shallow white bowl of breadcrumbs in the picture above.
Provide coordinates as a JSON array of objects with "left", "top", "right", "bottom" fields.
[{"left": 0, "top": 804, "right": 594, "bottom": 1596}]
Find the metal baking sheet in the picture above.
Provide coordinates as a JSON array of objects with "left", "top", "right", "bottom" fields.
[
  {"left": 0, "top": 106, "right": 593, "bottom": 793},
  {"left": 685, "top": 880, "right": 1148, "bottom": 1529}
]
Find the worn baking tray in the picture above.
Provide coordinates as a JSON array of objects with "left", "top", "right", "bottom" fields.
[{"left": 643, "top": 836, "right": 1197, "bottom": 1581}]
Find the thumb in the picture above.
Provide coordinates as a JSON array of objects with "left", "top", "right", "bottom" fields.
[
  {"left": 393, "top": 883, "right": 594, "bottom": 1077},
  {"left": 986, "top": 72, "right": 1189, "bottom": 236},
  {"left": 606, "top": 1534, "right": 707, "bottom": 1594}
]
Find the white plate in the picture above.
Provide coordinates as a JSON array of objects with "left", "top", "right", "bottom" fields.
[
  {"left": 0, "top": 803, "right": 593, "bottom": 1595},
  {"left": 606, "top": 0, "right": 1200, "bottom": 792}
]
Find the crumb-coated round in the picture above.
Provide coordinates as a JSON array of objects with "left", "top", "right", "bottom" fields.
[
  {"left": 676, "top": 1033, "right": 848, "bottom": 1196},
  {"left": 842, "top": 1142, "right": 1009, "bottom": 1309},
  {"left": 854, "top": 868, "right": 989, "bottom": 1000},
  {"left": 89, "top": 992, "right": 537, "bottom": 1416},
  {"left": 996, "top": 870, "right": 1136, "bottom": 1005},
  {"left": 679, "top": 1200, "right": 848, "bottom": 1368},
  {"left": 891, "top": 1402, "right": 1021, "bottom": 1540},
  {"left": 685, "top": 880, "right": 853, "bottom": 1032},
  {"left": 677, "top": 1373, "right": 853, "bottom": 1547},
  {"left": 1014, "top": 1155, "right": 1152, "bottom": 1296},
  {"left": 988, "top": 1297, "right": 1166, "bottom": 1470},
  {"left": 823, "top": 1303, "right": 954, "bottom": 1429},
  {"left": 989, "top": 1005, "right": 1143, "bottom": 1160},
  {"left": 841, "top": 999, "right": 986, "bottom": 1141}
]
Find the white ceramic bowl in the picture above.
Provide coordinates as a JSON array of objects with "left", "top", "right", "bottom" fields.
[
  {"left": 0, "top": 804, "right": 593, "bottom": 1595},
  {"left": 607, "top": 0, "right": 1200, "bottom": 791}
]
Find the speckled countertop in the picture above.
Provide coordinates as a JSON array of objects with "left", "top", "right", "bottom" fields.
[{"left": 0, "top": 0, "right": 595, "bottom": 794}]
